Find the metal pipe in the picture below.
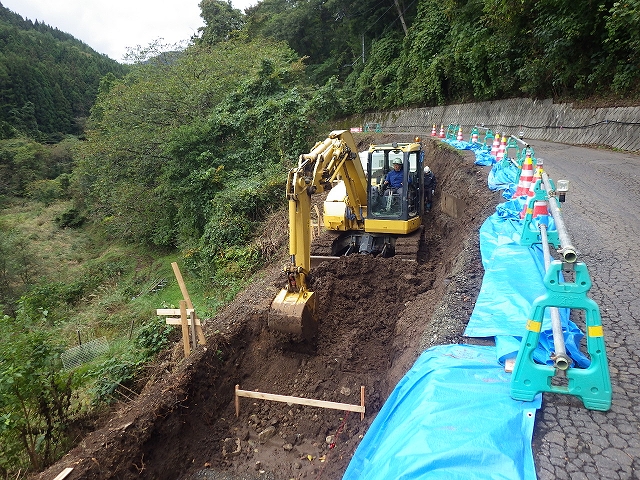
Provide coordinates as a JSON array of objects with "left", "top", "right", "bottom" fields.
[
  {"left": 509, "top": 135, "right": 530, "bottom": 148},
  {"left": 541, "top": 171, "right": 577, "bottom": 262},
  {"left": 540, "top": 224, "right": 571, "bottom": 371}
]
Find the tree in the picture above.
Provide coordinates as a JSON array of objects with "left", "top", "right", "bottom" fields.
[{"left": 197, "top": 0, "right": 245, "bottom": 45}]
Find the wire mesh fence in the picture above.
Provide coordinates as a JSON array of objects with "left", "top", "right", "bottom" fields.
[{"left": 61, "top": 337, "right": 109, "bottom": 370}]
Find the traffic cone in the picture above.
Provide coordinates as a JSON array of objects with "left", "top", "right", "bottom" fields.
[
  {"left": 490, "top": 133, "right": 500, "bottom": 158},
  {"left": 457, "top": 126, "right": 463, "bottom": 141},
  {"left": 512, "top": 152, "right": 534, "bottom": 198},
  {"left": 521, "top": 158, "right": 548, "bottom": 218},
  {"left": 431, "top": 124, "right": 437, "bottom": 136},
  {"left": 528, "top": 158, "right": 543, "bottom": 198},
  {"left": 439, "top": 124, "right": 445, "bottom": 138},
  {"left": 496, "top": 134, "right": 507, "bottom": 162},
  {"left": 471, "top": 131, "right": 479, "bottom": 143}
]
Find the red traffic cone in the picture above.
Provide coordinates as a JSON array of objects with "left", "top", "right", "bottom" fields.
[
  {"left": 496, "top": 134, "right": 507, "bottom": 162},
  {"left": 532, "top": 199, "right": 549, "bottom": 217},
  {"left": 520, "top": 157, "right": 547, "bottom": 218},
  {"left": 439, "top": 124, "right": 445, "bottom": 138},
  {"left": 512, "top": 153, "right": 534, "bottom": 198},
  {"left": 490, "top": 133, "right": 501, "bottom": 157},
  {"left": 431, "top": 124, "right": 437, "bottom": 136},
  {"left": 457, "top": 126, "right": 463, "bottom": 141},
  {"left": 471, "top": 131, "right": 478, "bottom": 143}
]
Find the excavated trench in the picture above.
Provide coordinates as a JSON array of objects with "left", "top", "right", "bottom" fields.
[{"left": 37, "top": 137, "right": 503, "bottom": 480}]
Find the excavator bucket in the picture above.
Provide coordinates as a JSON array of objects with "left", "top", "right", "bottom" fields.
[{"left": 268, "top": 289, "right": 317, "bottom": 340}]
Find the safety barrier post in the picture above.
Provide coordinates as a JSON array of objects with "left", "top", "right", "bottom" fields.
[
  {"left": 469, "top": 125, "right": 479, "bottom": 143},
  {"left": 510, "top": 260, "right": 612, "bottom": 411},
  {"left": 446, "top": 123, "right": 458, "bottom": 140},
  {"left": 519, "top": 179, "right": 560, "bottom": 248}
]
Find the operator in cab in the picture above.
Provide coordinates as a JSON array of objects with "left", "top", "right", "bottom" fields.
[{"left": 384, "top": 158, "right": 406, "bottom": 193}]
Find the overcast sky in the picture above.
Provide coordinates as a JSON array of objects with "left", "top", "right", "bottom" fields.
[{"left": 2, "top": 0, "right": 257, "bottom": 62}]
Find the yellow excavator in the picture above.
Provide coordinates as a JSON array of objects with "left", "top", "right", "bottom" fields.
[{"left": 268, "top": 130, "right": 425, "bottom": 340}]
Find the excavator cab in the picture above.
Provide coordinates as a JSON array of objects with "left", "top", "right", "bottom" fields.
[{"left": 364, "top": 142, "right": 423, "bottom": 233}]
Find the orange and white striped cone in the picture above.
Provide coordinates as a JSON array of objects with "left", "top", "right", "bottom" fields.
[
  {"left": 528, "top": 159, "right": 543, "bottom": 198},
  {"left": 439, "top": 124, "right": 445, "bottom": 138},
  {"left": 496, "top": 134, "right": 507, "bottom": 162},
  {"left": 457, "top": 126, "right": 463, "bottom": 141},
  {"left": 431, "top": 124, "right": 437, "bottom": 136},
  {"left": 521, "top": 158, "right": 546, "bottom": 218},
  {"left": 490, "top": 134, "right": 500, "bottom": 158},
  {"left": 512, "top": 153, "right": 534, "bottom": 198}
]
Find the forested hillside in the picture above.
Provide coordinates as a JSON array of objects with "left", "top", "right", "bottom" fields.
[
  {"left": 245, "top": 0, "right": 639, "bottom": 109},
  {"left": 1, "top": 0, "right": 639, "bottom": 476},
  {"left": 0, "top": 3, "right": 129, "bottom": 141}
]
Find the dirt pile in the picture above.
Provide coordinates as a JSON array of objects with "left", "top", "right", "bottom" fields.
[{"left": 36, "top": 136, "right": 503, "bottom": 480}]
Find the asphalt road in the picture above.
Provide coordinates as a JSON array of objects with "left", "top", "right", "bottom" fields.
[{"left": 523, "top": 140, "right": 640, "bottom": 480}]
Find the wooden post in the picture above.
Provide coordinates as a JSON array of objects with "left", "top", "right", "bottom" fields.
[
  {"left": 360, "top": 386, "right": 365, "bottom": 420},
  {"left": 179, "top": 300, "right": 191, "bottom": 357},
  {"left": 172, "top": 262, "right": 206, "bottom": 345},
  {"left": 189, "top": 310, "right": 197, "bottom": 350},
  {"left": 235, "top": 384, "right": 240, "bottom": 417}
]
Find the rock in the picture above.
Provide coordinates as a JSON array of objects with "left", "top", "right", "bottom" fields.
[
  {"left": 326, "top": 435, "right": 334, "bottom": 445},
  {"left": 340, "top": 386, "right": 351, "bottom": 396},
  {"left": 293, "top": 462, "right": 302, "bottom": 470},
  {"left": 222, "top": 438, "right": 241, "bottom": 457},
  {"left": 258, "top": 426, "right": 276, "bottom": 443},
  {"left": 283, "top": 443, "right": 293, "bottom": 451},
  {"left": 254, "top": 461, "right": 261, "bottom": 471}
]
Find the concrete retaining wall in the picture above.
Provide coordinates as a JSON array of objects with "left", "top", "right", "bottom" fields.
[{"left": 359, "top": 98, "right": 640, "bottom": 152}]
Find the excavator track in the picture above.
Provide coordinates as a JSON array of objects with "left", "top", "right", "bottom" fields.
[
  {"left": 309, "top": 227, "right": 424, "bottom": 262},
  {"left": 392, "top": 225, "right": 424, "bottom": 262}
]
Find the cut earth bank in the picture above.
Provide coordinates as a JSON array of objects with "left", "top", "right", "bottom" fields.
[{"left": 36, "top": 135, "right": 503, "bottom": 480}]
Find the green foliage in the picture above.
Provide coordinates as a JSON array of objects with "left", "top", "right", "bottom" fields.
[
  {"left": 88, "top": 355, "right": 143, "bottom": 405},
  {"left": 25, "top": 179, "right": 63, "bottom": 206},
  {"left": 197, "top": 0, "right": 245, "bottom": 45},
  {"left": 0, "top": 227, "right": 37, "bottom": 307},
  {"left": 75, "top": 37, "right": 335, "bottom": 261},
  {"left": 0, "top": 137, "right": 78, "bottom": 198},
  {"left": 600, "top": 0, "right": 640, "bottom": 93},
  {"left": 54, "top": 207, "right": 86, "bottom": 228},
  {"left": 135, "top": 318, "right": 174, "bottom": 357},
  {"left": 0, "top": 314, "right": 76, "bottom": 472}
]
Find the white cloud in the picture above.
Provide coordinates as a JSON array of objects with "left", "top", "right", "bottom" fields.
[{"left": 2, "top": 0, "right": 258, "bottom": 62}]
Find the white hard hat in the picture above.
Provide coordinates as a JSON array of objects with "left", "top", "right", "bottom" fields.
[
  {"left": 392, "top": 158, "right": 402, "bottom": 165},
  {"left": 424, "top": 166, "right": 431, "bottom": 174}
]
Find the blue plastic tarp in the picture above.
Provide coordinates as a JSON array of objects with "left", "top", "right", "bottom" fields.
[
  {"left": 443, "top": 138, "right": 498, "bottom": 167},
  {"left": 466, "top": 210, "right": 590, "bottom": 368},
  {"left": 343, "top": 344, "right": 541, "bottom": 480},
  {"left": 488, "top": 160, "right": 519, "bottom": 193}
]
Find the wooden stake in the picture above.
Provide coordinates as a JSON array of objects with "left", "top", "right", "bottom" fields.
[
  {"left": 179, "top": 300, "right": 191, "bottom": 357},
  {"left": 189, "top": 310, "right": 197, "bottom": 351},
  {"left": 52, "top": 467, "right": 74, "bottom": 480},
  {"left": 171, "top": 262, "right": 206, "bottom": 345},
  {"left": 235, "top": 384, "right": 240, "bottom": 417},
  {"left": 235, "top": 385, "right": 366, "bottom": 419}
]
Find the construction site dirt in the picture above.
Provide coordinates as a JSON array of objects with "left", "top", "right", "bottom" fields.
[{"left": 35, "top": 137, "right": 640, "bottom": 480}]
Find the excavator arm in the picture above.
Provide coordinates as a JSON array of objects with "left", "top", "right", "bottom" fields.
[{"left": 268, "top": 130, "right": 366, "bottom": 339}]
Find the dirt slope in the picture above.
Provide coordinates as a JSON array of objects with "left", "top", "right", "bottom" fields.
[{"left": 36, "top": 136, "right": 502, "bottom": 480}]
